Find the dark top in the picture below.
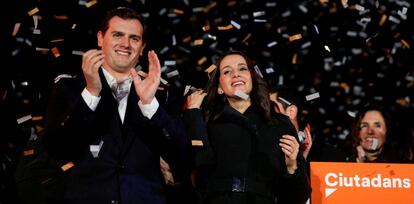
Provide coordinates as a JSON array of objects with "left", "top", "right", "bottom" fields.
[
  {"left": 42, "top": 70, "right": 190, "bottom": 204},
  {"left": 183, "top": 105, "right": 310, "bottom": 204}
]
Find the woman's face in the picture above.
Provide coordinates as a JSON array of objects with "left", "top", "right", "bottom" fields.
[
  {"left": 217, "top": 54, "right": 252, "bottom": 98},
  {"left": 358, "top": 110, "right": 387, "bottom": 151}
]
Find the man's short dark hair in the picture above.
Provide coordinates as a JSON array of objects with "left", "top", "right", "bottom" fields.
[{"left": 100, "top": 7, "right": 147, "bottom": 43}]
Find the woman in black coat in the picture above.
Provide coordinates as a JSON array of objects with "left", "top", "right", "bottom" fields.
[{"left": 183, "top": 50, "right": 310, "bottom": 204}]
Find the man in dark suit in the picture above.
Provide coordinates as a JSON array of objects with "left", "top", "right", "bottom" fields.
[{"left": 43, "top": 7, "right": 190, "bottom": 204}]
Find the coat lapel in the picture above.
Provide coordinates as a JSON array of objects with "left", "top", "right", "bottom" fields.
[
  {"left": 96, "top": 69, "right": 124, "bottom": 146},
  {"left": 119, "top": 84, "right": 146, "bottom": 158}
]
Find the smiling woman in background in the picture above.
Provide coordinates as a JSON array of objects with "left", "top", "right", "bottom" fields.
[{"left": 346, "top": 104, "right": 399, "bottom": 163}]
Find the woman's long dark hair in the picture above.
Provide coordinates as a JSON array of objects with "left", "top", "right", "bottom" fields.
[{"left": 203, "top": 50, "right": 273, "bottom": 124}]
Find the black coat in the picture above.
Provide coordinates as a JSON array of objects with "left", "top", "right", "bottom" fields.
[
  {"left": 183, "top": 105, "right": 310, "bottom": 204},
  {"left": 42, "top": 70, "right": 190, "bottom": 204}
]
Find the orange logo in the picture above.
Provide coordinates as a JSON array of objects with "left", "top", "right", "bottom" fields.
[{"left": 310, "top": 162, "right": 414, "bottom": 204}]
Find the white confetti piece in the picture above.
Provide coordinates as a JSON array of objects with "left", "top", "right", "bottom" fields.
[
  {"left": 54, "top": 74, "right": 76, "bottom": 83},
  {"left": 253, "top": 11, "right": 265, "bottom": 17},
  {"left": 278, "top": 97, "right": 291, "bottom": 106},
  {"left": 305, "top": 92, "right": 320, "bottom": 101},
  {"left": 166, "top": 70, "right": 179, "bottom": 78},
  {"left": 17, "top": 115, "right": 32, "bottom": 124},
  {"left": 71, "top": 50, "right": 84, "bottom": 56},
  {"left": 230, "top": 20, "right": 241, "bottom": 30},
  {"left": 254, "top": 65, "right": 263, "bottom": 78},
  {"left": 267, "top": 41, "right": 277, "bottom": 47},
  {"left": 371, "top": 138, "right": 379, "bottom": 150},
  {"left": 265, "top": 67, "right": 274, "bottom": 74},
  {"left": 164, "top": 60, "right": 176, "bottom": 66},
  {"left": 235, "top": 90, "right": 249, "bottom": 100}
]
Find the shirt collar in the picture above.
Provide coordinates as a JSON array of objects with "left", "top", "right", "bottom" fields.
[{"left": 101, "top": 67, "right": 132, "bottom": 88}]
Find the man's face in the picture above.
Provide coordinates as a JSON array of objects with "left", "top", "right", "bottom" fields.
[
  {"left": 98, "top": 16, "right": 145, "bottom": 74},
  {"left": 269, "top": 92, "right": 287, "bottom": 115}
]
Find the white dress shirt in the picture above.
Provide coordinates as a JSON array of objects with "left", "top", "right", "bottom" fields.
[{"left": 81, "top": 67, "right": 159, "bottom": 123}]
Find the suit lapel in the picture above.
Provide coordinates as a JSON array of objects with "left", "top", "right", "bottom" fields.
[
  {"left": 120, "top": 83, "right": 145, "bottom": 158},
  {"left": 97, "top": 69, "right": 124, "bottom": 146}
]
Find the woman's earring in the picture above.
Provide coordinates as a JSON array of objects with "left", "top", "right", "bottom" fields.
[{"left": 218, "top": 89, "right": 223, "bottom": 94}]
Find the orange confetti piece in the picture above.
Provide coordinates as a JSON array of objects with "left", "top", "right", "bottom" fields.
[
  {"left": 32, "top": 116, "right": 43, "bottom": 121},
  {"left": 137, "top": 70, "right": 148, "bottom": 78},
  {"left": 228, "top": 0, "right": 237, "bottom": 6},
  {"left": 396, "top": 98, "right": 409, "bottom": 106},
  {"left": 218, "top": 24, "right": 233, "bottom": 30},
  {"left": 173, "top": 9, "right": 184, "bottom": 15},
  {"left": 50, "top": 39, "right": 64, "bottom": 43},
  {"left": 289, "top": 34, "right": 302, "bottom": 42},
  {"left": 242, "top": 33, "right": 252, "bottom": 43},
  {"left": 393, "top": 32, "right": 401, "bottom": 39},
  {"left": 292, "top": 53, "right": 298, "bottom": 64},
  {"left": 197, "top": 57, "right": 207, "bottom": 65},
  {"left": 85, "top": 0, "right": 98, "bottom": 8},
  {"left": 205, "top": 2, "right": 217, "bottom": 11},
  {"left": 28, "top": 7, "right": 39, "bottom": 16},
  {"left": 51, "top": 47, "right": 61, "bottom": 58},
  {"left": 192, "top": 140, "right": 203, "bottom": 146},
  {"left": 401, "top": 39, "right": 410, "bottom": 49},
  {"left": 202, "top": 24, "right": 210, "bottom": 31},
  {"left": 54, "top": 15, "right": 68, "bottom": 20},
  {"left": 182, "top": 36, "right": 191, "bottom": 43},
  {"left": 24, "top": 149, "right": 34, "bottom": 156},
  {"left": 204, "top": 64, "right": 217, "bottom": 73},
  {"left": 379, "top": 14, "right": 387, "bottom": 26},
  {"left": 61, "top": 162, "right": 74, "bottom": 171},
  {"left": 194, "top": 39, "right": 204, "bottom": 45},
  {"left": 340, "top": 82, "right": 350, "bottom": 92}
]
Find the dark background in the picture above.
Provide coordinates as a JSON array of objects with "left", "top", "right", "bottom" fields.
[{"left": 1, "top": 0, "right": 413, "bottom": 203}]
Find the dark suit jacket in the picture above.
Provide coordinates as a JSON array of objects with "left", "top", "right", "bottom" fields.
[
  {"left": 43, "top": 70, "right": 190, "bottom": 204},
  {"left": 183, "top": 105, "right": 310, "bottom": 204}
]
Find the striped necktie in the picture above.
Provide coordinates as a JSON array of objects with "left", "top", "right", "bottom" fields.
[{"left": 111, "top": 79, "right": 131, "bottom": 102}]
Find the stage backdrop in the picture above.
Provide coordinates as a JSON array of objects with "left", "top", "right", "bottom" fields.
[{"left": 310, "top": 162, "right": 414, "bottom": 204}]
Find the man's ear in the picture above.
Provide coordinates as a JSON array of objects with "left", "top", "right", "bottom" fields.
[
  {"left": 140, "top": 43, "right": 146, "bottom": 56},
  {"left": 286, "top": 105, "right": 298, "bottom": 120},
  {"left": 97, "top": 31, "right": 104, "bottom": 48}
]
